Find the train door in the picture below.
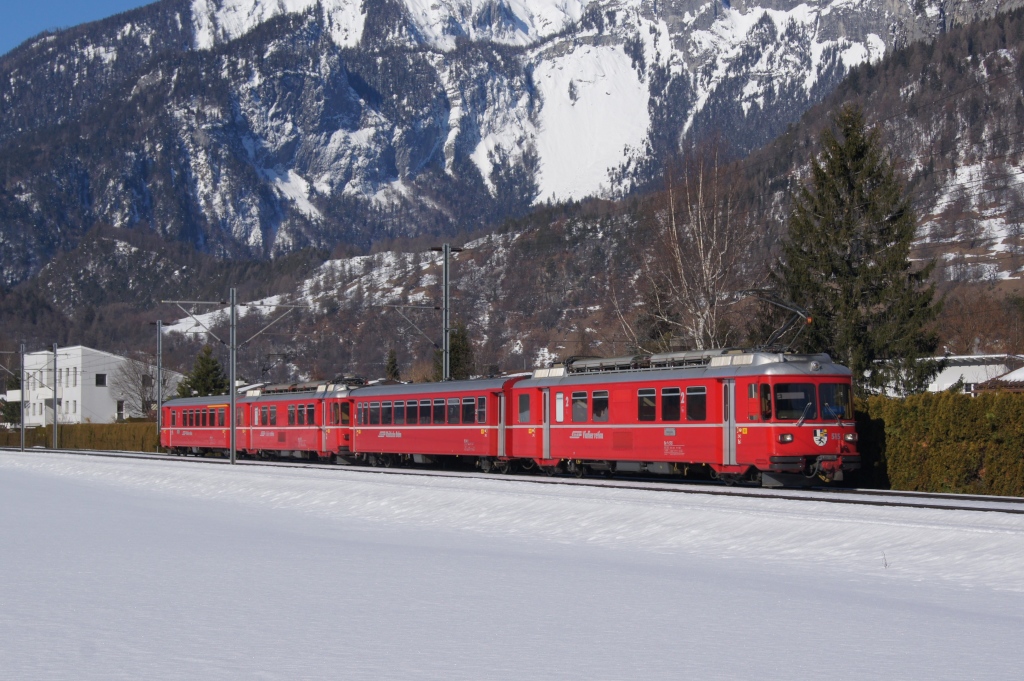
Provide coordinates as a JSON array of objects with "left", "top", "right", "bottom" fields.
[
  {"left": 497, "top": 393, "right": 506, "bottom": 458},
  {"left": 542, "top": 388, "right": 551, "bottom": 459},
  {"left": 723, "top": 380, "right": 737, "bottom": 466}
]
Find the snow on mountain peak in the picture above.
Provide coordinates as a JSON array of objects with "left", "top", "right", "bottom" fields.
[
  {"left": 191, "top": 0, "right": 590, "bottom": 50},
  {"left": 191, "top": 0, "right": 367, "bottom": 49}
]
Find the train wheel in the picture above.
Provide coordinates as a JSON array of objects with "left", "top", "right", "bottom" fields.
[
  {"left": 382, "top": 454, "right": 395, "bottom": 468},
  {"left": 479, "top": 457, "right": 493, "bottom": 474},
  {"left": 538, "top": 462, "right": 559, "bottom": 477}
]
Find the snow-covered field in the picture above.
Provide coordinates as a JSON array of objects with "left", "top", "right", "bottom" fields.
[{"left": 1, "top": 452, "right": 1022, "bottom": 680}]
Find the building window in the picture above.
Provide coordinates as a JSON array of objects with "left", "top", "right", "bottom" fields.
[
  {"left": 73, "top": 368, "right": 77, "bottom": 387},
  {"left": 116, "top": 400, "right": 125, "bottom": 421},
  {"left": 96, "top": 374, "right": 107, "bottom": 387}
]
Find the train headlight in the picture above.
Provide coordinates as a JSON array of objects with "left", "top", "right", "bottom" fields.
[
  {"left": 777, "top": 433, "right": 794, "bottom": 444},
  {"left": 844, "top": 432, "right": 858, "bottom": 442}
]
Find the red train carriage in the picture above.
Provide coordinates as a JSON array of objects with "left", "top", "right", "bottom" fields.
[
  {"left": 509, "top": 350, "right": 860, "bottom": 484},
  {"left": 243, "top": 381, "right": 359, "bottom": 462},
  {"left": 161, "top": 395, "right": 244, "bottom": 455},
  {"left": 350, "top": 377, "right": 526, "bottom": 467}
]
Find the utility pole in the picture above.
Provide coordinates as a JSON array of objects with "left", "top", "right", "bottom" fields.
[
  {"left": 20, "top": 343, "right": 25, "bottom": 451},
  {"left": 149, "top": 320, "right": 173, "bottom": 443},
  {"left": 430, "top": 244, "right": 462, "bottom": 381},
  {"left": 52, "top": 343, "right": 58, "bottom": 450},
  {"left": 229, "top": 288, "right": 237, "bottom": 465}
]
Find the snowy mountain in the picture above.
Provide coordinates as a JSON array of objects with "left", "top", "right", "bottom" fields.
[{"left": 2, "top": 0, "right": 1018, "bottom": 286}]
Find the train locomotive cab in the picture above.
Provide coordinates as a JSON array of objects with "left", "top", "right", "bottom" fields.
[{"left": 509, "top": 350, "right": 859, "bottom": 486}]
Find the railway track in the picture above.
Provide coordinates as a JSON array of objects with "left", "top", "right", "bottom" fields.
[{"left": 4, "top": 446, "right": 1024, "bottom": 515}]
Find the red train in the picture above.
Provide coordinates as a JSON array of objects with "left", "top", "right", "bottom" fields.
[{"left": 161, "top": 350, "right": 861, "bottom": 486}]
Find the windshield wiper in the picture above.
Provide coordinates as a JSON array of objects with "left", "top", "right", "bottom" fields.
[{"left": 796, "top": 402, "right": 813, "bottom": 427}]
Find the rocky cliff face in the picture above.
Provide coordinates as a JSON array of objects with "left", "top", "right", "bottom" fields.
[{"left": 0, "top": 0, "right": 1020, "bottom": 287}]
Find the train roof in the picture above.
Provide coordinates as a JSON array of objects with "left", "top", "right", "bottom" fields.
[
  {"left": 518, "top": 352, "right": 850, "bottom": 388},
  {"left": 350, "top": 376, "right": 522, "bottom": 398}
]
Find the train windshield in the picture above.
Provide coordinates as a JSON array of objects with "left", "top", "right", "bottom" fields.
[
  {"left": 819, "top": 383, "right": 853, "bottom": 420},
  {"left": 774, "top": 383, "right": 817, "bottom": 420}
]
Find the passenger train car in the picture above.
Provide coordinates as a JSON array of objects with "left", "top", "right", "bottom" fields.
[{"left": 160, "top": 350, "right": 860, "bottom": 486}]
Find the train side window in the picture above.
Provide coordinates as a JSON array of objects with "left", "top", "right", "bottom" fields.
[
  {"left": 592, "top": 391, "right": 609, "bottom": 422},
  {"left": 394, "top": 401, "right": 405, "bottom": 425},
  {"left": 518, "top": 394, "right": 531, "bottom": 423},
  {"left": 367, "top": 402, "right": 379, "bottom": 425},
  {"left": 185, "top": 410, "right": 190, "bottom": 427},
  {"left": 261, "top": 406, "right": 269, "bottom": 425},
  {"left": 686, "top": 387, "right": 707, "bottom": 421},
  {"left": 171, "top": 411, "right": 176, "bottom": 426},
  {"left": 297, "top": 404, "right": 306, "bottom": 426},
  {"left": 477, "top": 397, "right": 487, "bottom": 424},
  {"left": 420, "top": 400, "right": 432, "bottom": 425},
  {"left": 433, "top": 399, "right": 445, "bottom": 424},
  {"left": 356, "top": 403, "right": 364, "bottom": 425},
  {"left": 381, "top": 401, "right": 393, "bottom": 425},
  {"left": 406, "top": 400, "right": 418, "bottom": 424},
  {"left": 760, "top": 384, "right": 772, "bottom": 420},
  {"left": 662, "top": 388, "right": 681, "bottom": 421},
  {"left": 236, "top": 408, "right": 243, "bottom": 425},
  {"left": 462, "top": 397, "right": 475, "bottom": 423},
  {"left": 447, "top": 398, "right": 461, "bottom": 424},
  {"left": 201, "top": 409, "right": 208, "bottom": 427},
  {"left": 288, "top": 405, "right": 296, "bottom": 425},
  {"left": 218, "top": 408, "right": 225, "bottom": 427},
  {"left": 340, "top": 402, "right": 350, "bottom": 425},
  {"left": 571, "top": 392, "right": 588, "bottom": 422},
  {"left": 555, "top": 392, "right": 565, "bottom": 423},
  {"left": 270, "top": 407, "right": 277, "bottom": 426},
  {"left": 329, "top": 403, "right": 338, "bottom": 425},
  {"left": 638, "top": 389, "right": 657, "bottom": 421},
  {"left": 307, "top": 404, "right": 316, "bottom": 425}
]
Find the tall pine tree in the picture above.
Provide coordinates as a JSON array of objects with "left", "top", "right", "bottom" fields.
[
  {"left": 432, "top": 322, "right": 476, "bottom": 381},
  {"left": 779, "top": 105, "right": 940, "bottom": 395},
  {"left": 385, "top": 348, "right": 401, "bottom": 381},
  {"left": 176, "top": 345, "right": 229, "bottom": 397}
]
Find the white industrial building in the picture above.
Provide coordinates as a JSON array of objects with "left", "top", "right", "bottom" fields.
[{"left": 6, "top": 346, "right": 182, "bottom": 426}]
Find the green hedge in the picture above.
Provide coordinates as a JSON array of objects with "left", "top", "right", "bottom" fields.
[
  {"left": 857, "top": 393, "right": 1024, "bottom": 496},
  {"left": 0, "top": 423, "right": 159, "bottom": 452}
]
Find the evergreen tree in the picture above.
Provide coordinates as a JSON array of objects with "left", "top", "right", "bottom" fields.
[
  {"left": 176, "top": 345, "right": 229, "bottom": 397},
  {"left": 779, "top": 105, "right": 940, "bottom": 395},
  {"left": 432, "top": 322, "right": 476, "bottom": 381},
  {"left": 0, "top": 369, "right": 21, "bottom": 425},
  {"left": 385, "top": 348, "right": 401, "bottom": 381}
]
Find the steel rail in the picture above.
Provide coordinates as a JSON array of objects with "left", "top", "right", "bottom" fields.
[{"left": 3, "top": 447, "right": 1023, "bottom": 515}]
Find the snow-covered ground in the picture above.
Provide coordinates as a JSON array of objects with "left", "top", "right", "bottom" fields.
[{"left": 1, "top": 452, "right": 1022, "bottom": 680}]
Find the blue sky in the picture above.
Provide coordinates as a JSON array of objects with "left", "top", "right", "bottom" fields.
[{"left": 1, "top": 1, "right": 155, "bottom": 57}]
